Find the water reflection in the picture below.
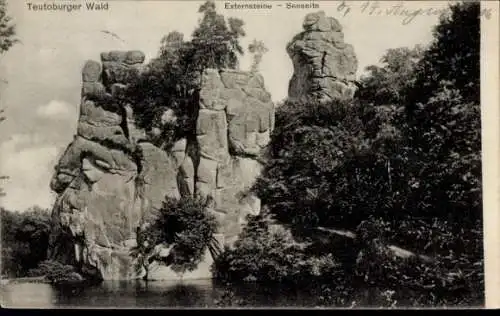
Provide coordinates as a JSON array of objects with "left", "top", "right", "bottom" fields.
[
  {"left": 1, "top": 282, "right": 56, "bottom": 308},
  {"left": 54, "top": 279, "right": 218, "bottom": 308},
  {"left": 2, "top": 279, "right": 321, "bottom": 308},
  {"left": 2, "top": 279, "right": 235, "bottom": 308},
  {"left": 2, "top": 279, "right": 475, "bottom": 308}
]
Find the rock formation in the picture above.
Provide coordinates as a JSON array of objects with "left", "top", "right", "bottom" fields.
[
  {"left": 47, "top": 11, "right": 356, "bottom": 281},
  {"left": 287, "top": 11, "right": 358, "bottom": 102},
  {"left": 196, "top": 69, "right": 274, "bottom": 244},
  {"left": 47, "top": 50, "right": 274, "bottom": 280},
  {"left": 48, "top": 51, "right": 147, "bottom": 280}
]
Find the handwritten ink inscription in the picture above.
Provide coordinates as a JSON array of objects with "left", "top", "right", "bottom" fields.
[{"left": 337, "top": 1, "right": 492, "bottom": 25}]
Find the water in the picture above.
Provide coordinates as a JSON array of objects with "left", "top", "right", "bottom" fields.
[
  {"left": 1, "top": 279, "right": 332, "bottom": 308},
  {"left": 0, "top": 279, "right": 483, "bottom": 308}
]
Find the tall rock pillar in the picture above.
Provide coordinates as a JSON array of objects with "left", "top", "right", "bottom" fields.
[
  {"left": 47, "top": 51, "right": 149, "bottom": 280},
  {"left": 195, "top": 69, "right": 275, "bottom": 246},
  {"left": 287, "top": 11, "right": 358, "bottom": 102}
]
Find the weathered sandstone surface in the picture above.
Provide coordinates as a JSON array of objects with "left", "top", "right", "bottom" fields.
[
  {"left": 196, "top": 69, "right": 274, "bottom": 242},
  {"left": 47, "top": 11, "right": 359, "bottom": 281},
  {"left": 287, "top": 11, "right": 358, "bottom": 102},
  {"left": 47, "top": 50, "right": 275, "bottom": 280}
]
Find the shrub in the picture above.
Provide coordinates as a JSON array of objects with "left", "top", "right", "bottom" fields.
[
  {"left": 354, "top": 216, "right": 483, "bottom": 306},
  {"left": 213, "top": 211, "right": 346, "bottom": 287},
  {"left": 135, "top": 196, "right": 219, "bottom": 275},
  {"left": 28, "top": 260, "right": 83, "bottom": 285}
]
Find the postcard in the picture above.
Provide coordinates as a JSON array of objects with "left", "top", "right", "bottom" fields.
[{"left": 0, "top": 0, "right": 498, "bottom": 309}]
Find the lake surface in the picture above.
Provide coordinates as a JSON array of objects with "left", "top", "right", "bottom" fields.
[
  {"left": 1, "top": 279, "right": 483, "bottom": 309},
  {"left": 1, "top": 279, "right": 339, "bottom": 309}
]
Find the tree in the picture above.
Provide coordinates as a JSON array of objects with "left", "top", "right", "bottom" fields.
[
  {"left": 408, "top": 1, "right": 480, "bottom": 108},
  {"left": 190, "top": 0, "right": 245, "bottom": 72},
  {"left": 28, "top": 260, "right": 83, "bottom": 285},
  {"left": 401, "top": 1, "right": 482, "bottom": 223},
  {"left": 125, "top": 0, "right": 246, "bottom": 147},
  {"left": 131, "top": 196, "right": 219, "bottom": 278},
  {"left": 248, "top": 39, "right": 268, "bottom": 73},
  {"left": 125, "top": 31, "right": 195, "bottom": 146},
  {"left": 245, "top": 1, "right": 482, "bottom": 304},
  {"left": 358, "top": 45, "right": 424, "bottom": 106},
  {"left": 1, "top": 0, "right": 17, "bottom": 197},
  {"left": 212, "top": 209, "right": 347, "bottom": 290},
  {"left": 255, "top": 1, "right": 481, "bottom": 233},
  {"left": 253, "top": 98, "right": 400, "bottom": 232},
  {"left": 1, "top": 206, "right": 52, "bottom": 277},
  {"left": 0, "top": 0, "right": 18, "bottom": 54}
]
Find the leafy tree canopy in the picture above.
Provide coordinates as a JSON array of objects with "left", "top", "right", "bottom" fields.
[
  {"left": 132, "top": 196, "right": 219, "bottom": 275},
  {"left": 1, "top": 206, "right": 52, "bottom": 277},
  {"left": 408, "top": 1, "right": 480, "bottom": 108},
  {"left": 125, "top": 1, "right": 246, "bottom": 147},
  {"left": 253, "top": 0, "right": 481, "bottom": 242},
  {"left": 358, "top": 45, "right": 424, "bottom": 106},
  {"left": 0, "top": 0, "right": 18, "bottom": 54}
]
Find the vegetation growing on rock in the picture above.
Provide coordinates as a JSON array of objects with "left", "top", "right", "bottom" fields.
[
  {"left": 43, "top": 0, "right": 261, "bottom": 281},
  {"left": 124, "top": 0, "right": 246, "bottom": 148},
  {"left": 213, "top": 209, "right": 347, "bottom": 285},
  {"left": 28, "top": 260, "right": 83, "bottom": 285},
  {"left": 131, "top": 196, "right": 219, "bottom": 278}
]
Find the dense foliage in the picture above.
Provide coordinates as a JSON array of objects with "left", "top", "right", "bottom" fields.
[
  {"left": 131, "top": 196, "right": 219, "bottom": 277},
  {"left": 1, "top": 207, "right": 52, "bottom": 277},
  {"left": 253, "top": 98, "right": 401, "bottom": 231},
  {"left": 358, "top": 45, "right": 424, "bottom": 106},
  {"left": 124, "top": 0, "right": 245, "bottom": 148},
  {"left": 409, "top": 1, "right": 480, "bottom": 107},
  {"left": 213, "top": 210, "right": 347, "bottom": 285},
  {"left": 353, "top": 217, "right": 483, "bottom": 306},
  {"left": 215, "top": 1, "right": 483, "bottom": 306}
]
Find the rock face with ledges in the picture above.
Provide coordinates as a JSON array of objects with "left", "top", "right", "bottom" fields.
[
  {"left": 48, "top": 51, "right": 149, "bottom": 280},
  {"left": 195, "top": 69, "right": 274, "bottom": 242},
  {"left": 287, "top": 11, "right": 358, "bottom": 102},
  {"left": 47, "top": 49, "right": 275, "bottom": 280}
]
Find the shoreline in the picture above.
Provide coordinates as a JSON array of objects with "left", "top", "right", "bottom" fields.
[{"left": 1, "top": 276, "right": 49, "bottom": 285}]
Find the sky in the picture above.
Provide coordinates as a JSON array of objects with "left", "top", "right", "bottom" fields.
[{"left": 0, "top": 0, "right": 453, "bottom": 211}]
